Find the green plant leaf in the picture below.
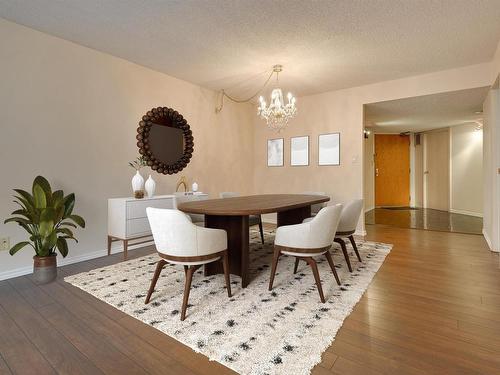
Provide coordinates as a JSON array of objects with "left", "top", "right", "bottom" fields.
[
  {"left": 33, "top": 184, "right": 47, "bottom": 209},
  {"left": 57, "top": 227, "right": 74, "bottom": 237},
  {"left": 33, "top": 176, "right": 52, "bottom": 198},
  {"left": 63, "top": 193, "right": 75, "bottom": 217},
  {"left": 11, "top": 208, "right": 30, "bottom": 218},
  {"left": 39, "top": 219, "right": 54, "bottom": 238},
  {"left": 13, "top": 189, "right": 34, "bottom": 207},
  {"left": 40, "top": 207, "right": 56, "bottom": 221},
  {"left": 52, "top": 190, "right": 64, "bottom": 209},
  {"left": 56, "top": 237, "right": 68, "bottom": 257},
  {"left": 68, "top": 214, "right": 85, "bottom": 228},
  {"left": 60, "top": 236, "right": 77, "bottom": 243},
  {"left": 4, "top": 217, "right": 30, "bottom": 225},
  {"left": 9, "top": 241, "right": 31, "bottom": 256},
  {"left": 60, "top": 221, "right": 77, "bottom": 228},
  {"left": 43, "top": 231, "right": 58, "bottom": 250}
]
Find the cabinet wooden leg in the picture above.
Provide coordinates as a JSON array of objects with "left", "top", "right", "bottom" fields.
[
  {"left": 123, "top": 239, "right": 128, "bottom": 261},
  {"left": 107, "top": 236, "right": 112, "bottom": 256}
]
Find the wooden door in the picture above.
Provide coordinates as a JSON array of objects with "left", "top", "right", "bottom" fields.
[
  {"left": 424, "top": 130, "right": 449, "bottom": 211},
  {"left": 375, "top": 134, "right": 410, "bottom": 206}
]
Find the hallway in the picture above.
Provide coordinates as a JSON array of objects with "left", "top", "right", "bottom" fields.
[{"left": 365, "top": 207, "right": 483, "bottom": 235}]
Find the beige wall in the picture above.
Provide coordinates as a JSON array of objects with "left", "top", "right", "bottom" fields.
[
  {"left": 0, "top": 19, "right": 254, "bottom": 279},
  {"left": 450, "top": 123, "right": 483, "bottom": 216}
]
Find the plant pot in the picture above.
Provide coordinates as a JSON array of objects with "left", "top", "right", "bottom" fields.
[{"left": 33, "top": 254, "right": 57, "bottom": 284}]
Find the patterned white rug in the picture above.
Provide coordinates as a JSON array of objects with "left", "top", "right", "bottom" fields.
[{"left": 65, "top": 229, "right": 391, "bottom": 375}]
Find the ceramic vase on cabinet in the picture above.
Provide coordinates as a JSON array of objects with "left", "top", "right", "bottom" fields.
[
  {"left": 131, "top": 171, "right": 144, "bottom": 198},
  {"left": 145, "top": 175, "right": 156, "bottom": 198}
]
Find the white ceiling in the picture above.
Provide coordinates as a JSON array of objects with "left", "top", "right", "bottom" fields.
[
  {"left": 364, "top": 87, "right": 489, "bottom": 133},
  {"left": 1, "top": 1, "right": 500, "bottom": 97}
]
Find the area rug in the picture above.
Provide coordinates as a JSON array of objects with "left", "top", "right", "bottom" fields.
[{"left": 65, "top": 229, "right": 392, "bottom": 375}]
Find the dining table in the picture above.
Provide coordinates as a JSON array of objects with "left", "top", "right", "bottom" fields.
[{"left": 178, "top": 194, "right": 330, "bottom": 287}]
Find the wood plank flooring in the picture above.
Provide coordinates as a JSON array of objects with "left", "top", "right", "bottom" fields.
[{"left": 0, "top": 224, "right": 498, "bottom": 375}]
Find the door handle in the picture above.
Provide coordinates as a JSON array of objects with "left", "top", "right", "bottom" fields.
[{"left": 375, "top": 168, "right": 379, "bottom": 177}]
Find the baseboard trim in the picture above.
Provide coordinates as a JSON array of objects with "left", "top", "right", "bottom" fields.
[
  {"left": 0, "top": 240, "right": 154, "bottom": 281},
  {"left": 482, "top": 229, "right": 498, "bottom": 252},
  {"left": 450, "top": 209, "right": 483, "bottom": 218}
]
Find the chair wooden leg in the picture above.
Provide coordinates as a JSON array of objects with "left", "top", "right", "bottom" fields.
[
  {"left": 145, "top": 259, "right": 167, "bottom": 304},
  {"left": 304, "top": 257, "right": 325, "bottom": 303},
  {"left": 268, "top": 247, "right": 281, "bottom": 291},
  {"left": 293, "top": 258, "right": 300, "bottom": 274},
  {"left": 181, "top": 265, "right": 200, "bottom": 321},
  {"left": 325, "top": 251, "right": 341, "bottom": 285},
  {"left": 222, "top": 251, "right": 232, "bottom": 297},
  {"left": 335, "top": 238, "right": 352, "bottom": 272},
  {"left": 348, "top": 235, "right": 362, "bottom": 262},
  {"left": 258, "top": 216, "right": 265, "bottom": 244}
]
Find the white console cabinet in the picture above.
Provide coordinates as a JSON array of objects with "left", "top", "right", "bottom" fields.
[{"left": 107, "top": 193, "right": 208, "bottom": 260}]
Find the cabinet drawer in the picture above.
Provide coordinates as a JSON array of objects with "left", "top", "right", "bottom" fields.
[
  {"left": 126, "top": 218, "right": 151, "bottom": 237},
  {"left": 126, "top": 198, "right": 173, "bottom": 219}
]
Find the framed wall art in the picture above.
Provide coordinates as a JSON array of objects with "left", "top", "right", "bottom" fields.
[
  {"left": 290, "top": 136, "right": 309, "bottom": 166},
  {"left": 318, "top": 133, "right": 340, "bottom": 166},
  {"left": 267, "top": 138, "right": 284, "bottom": 167}
]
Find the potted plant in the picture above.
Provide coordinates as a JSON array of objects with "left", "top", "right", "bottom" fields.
[{"left": 4, "top": 176, "right": 85, "bottom": 284}]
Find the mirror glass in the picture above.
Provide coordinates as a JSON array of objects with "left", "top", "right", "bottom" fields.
[{"left": 149, "top": 123, "right": 184, "bottom": 165}]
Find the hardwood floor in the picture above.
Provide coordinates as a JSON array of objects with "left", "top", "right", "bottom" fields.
[
  {"left": 0, "top": 224, "right": 499, "bottom": 374},
  {"left": 365, "top": 207, "right": 483, "bottom": 235}
]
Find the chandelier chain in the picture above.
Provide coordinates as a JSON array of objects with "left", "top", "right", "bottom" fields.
[{"left": 215, "top": 70, "right": 275, "bottom": 112}]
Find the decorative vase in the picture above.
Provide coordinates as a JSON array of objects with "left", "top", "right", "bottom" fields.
[
  {"left": 192, "top": 182, "right": 199, "bottom": 192},
  {"left": 33, "top": 254, "right": 57, "bottom": 284},
  {"left": 131, "top": 170, "right": 144, "bottom": 198},
  {"left": 145, "top": 175, "right": 156, "bottom": 198}
]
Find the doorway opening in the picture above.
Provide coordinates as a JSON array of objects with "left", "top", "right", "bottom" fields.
[{"left": 363, "top": 87, "right": 488, "bottom": 234}]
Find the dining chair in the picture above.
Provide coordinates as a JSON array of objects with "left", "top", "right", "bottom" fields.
[
  {"left": 333, "top": 199, "right": 364, "bottom": 272},
  {"left": 269, "top": 204, "right": 343, "bottom": 303},
  {"left": 145, "top": 208, "right": 231, "bottom": 321},
  {"left": 301, "top": 191, "right": 328, "bottom": 216},
  {"left": 219, "top": 192, "right": 265, "bottom": 244},
  {"left": 174, "top": 192, "right": 205, "bottom": 226}
]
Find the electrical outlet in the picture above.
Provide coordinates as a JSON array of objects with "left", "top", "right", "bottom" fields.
[{"left": 0, "top": 237, "right": 10, "bottom": 251}]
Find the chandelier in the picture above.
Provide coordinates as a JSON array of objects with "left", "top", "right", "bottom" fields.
[
  {"left": 215, "top": 64, "right": 297, "bottom": 132},
  {"left": 257, "top": 65, "right": 297, "bottom": 131}
]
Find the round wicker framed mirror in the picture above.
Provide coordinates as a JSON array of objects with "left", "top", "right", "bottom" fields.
[{"left": 136, "top": 107, "right": 194, "bottom": 175}]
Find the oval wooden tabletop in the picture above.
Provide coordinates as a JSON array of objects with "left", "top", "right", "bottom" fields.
[{"left": 177, "top": 194, "right": 330, "bottom": 216}]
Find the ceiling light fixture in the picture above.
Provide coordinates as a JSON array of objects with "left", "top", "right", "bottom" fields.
[
  {"left": 257, "top": 65, "right": 297, "bottom": 132},
  {"left": 215, "top": 65, "right": 297, "bottom": 132}
]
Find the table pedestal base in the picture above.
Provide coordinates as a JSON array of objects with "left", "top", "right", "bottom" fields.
[{"left": 204, "top": 215, "right": 250, "bottom": 287}]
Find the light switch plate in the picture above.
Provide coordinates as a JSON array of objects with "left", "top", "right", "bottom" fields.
[{"left": 0, "top": 237, "right": 10, "bottom": 251}]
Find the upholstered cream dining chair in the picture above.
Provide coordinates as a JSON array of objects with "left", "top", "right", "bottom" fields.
[
  {"left": 145, "top": 208, "right": 231, "bottom": 321},
  {"left": 219, "top": 192, "right": 265, "bottom": 244},
  {"left": 301, "top": 191, "right": 328, "bottom": 216},
  {"left": 269, "top": 204, "right": 343, "bottom": 303},
  {"left": 333, "top": 199, "right": 364, "bottom": 272}
]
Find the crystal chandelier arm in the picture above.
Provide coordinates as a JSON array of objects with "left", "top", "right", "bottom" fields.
[{"left": 215, "top": 69, "right": 275, "bottom": 113}]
